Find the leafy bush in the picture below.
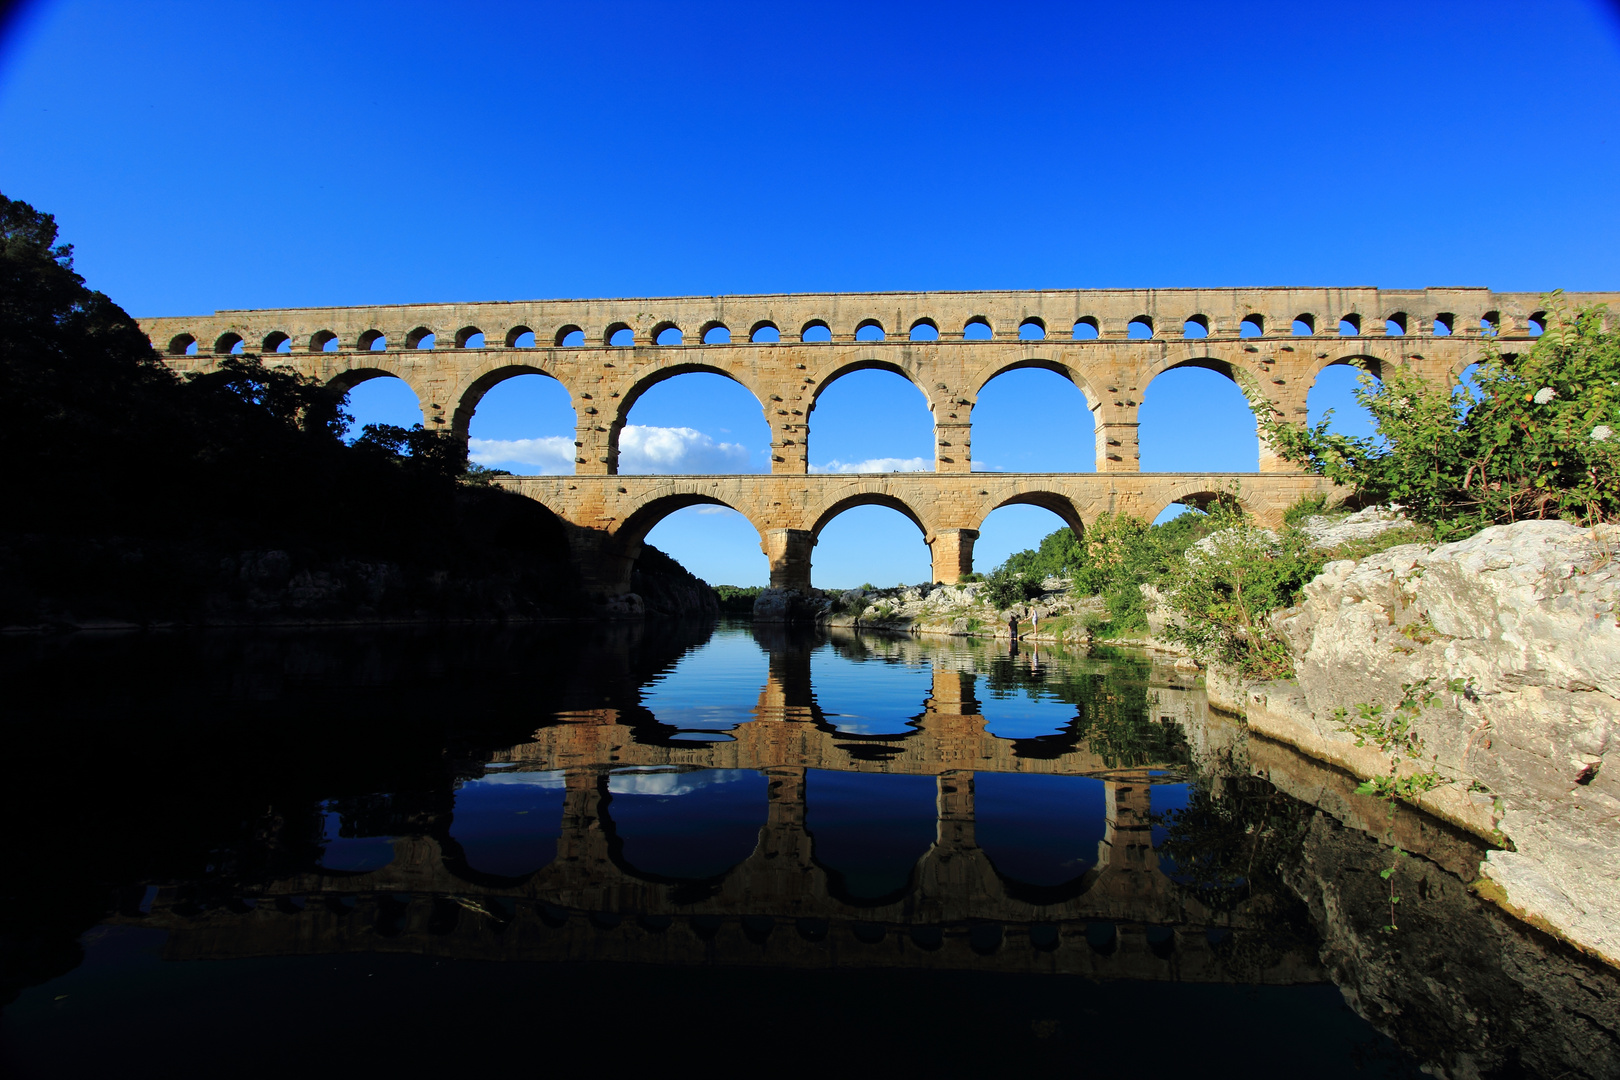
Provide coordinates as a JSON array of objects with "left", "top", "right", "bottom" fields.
[
  {"left": 1260, "top": 295, "right": 1619, "bottom": 539},
  {"left": 1161, "top": 505, "right": 1327, "bottom": 678},
  {"left": 713, "top": 585, "right": 763, "bottom": 614},
  {"left": 983, "top": 567, "right": 1041, "bottom": 609},
  {"left": 1281, "top": 491, "right": 1333, "bottom": 528},
  {"left": 1002, "top": 526, "right": 1085, "bottom": 580}
]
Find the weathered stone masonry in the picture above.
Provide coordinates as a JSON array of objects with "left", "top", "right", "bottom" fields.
[{"left": 139, "top": 287, "right": 1611, "bottom": 594}]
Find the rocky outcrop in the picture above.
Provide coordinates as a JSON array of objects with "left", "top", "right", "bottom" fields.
[{"left": 1243, "top": 520, "right": 1620, "bottom": 966}]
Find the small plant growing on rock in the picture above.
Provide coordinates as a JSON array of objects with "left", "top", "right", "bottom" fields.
[{"left": 1332, "top": 677, "right": 1468, "bottom": 931}]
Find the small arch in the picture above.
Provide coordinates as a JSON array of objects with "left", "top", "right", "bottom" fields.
[
  {"left": 553, "top": 325, "right": 583, "bottom": 347},
  {"left": 606, "top": 323, "right": 634, "bottom": 347},
  {"left": 455, "top": 327, "right": 485, "bottom": 349},
  {"left": 358, "top": 329, "right": 387, "bottom": 352},
  {"left": 1239, "top": 315, "right": 1264, "bottom": 338},
  {"left": 309, "top": 330, "right": 338, "bottom": 353},
  {"left": 1071, "top": 317, "right": 1099, "bottom": 340},
  {"left": 1527, "top": 311, "right": 1547, "bottom": 337},
  {"left": 1018, "top": 318, "right": 1046, "bottom": 341},
  {"left": 963, "top": 317, "right": 993, "bottom": 341},
  {"left": 909, "top": 318, "right": 940, "bottom": 342},
  {"left": 214, "top": 332, "right": 244, "bottom": 355},
  {"left": 405, "top": 326, "right": 436, "bottom": 350},
  {"left": 750, "top": 321, "right": 781, "bottom": 343},
  {"left": 700, "top": 321, "right": 731, "bottom": 344},
  {"left": 1480, "top": 311, "right": 1500, "bottom": 337},
  {"left": 854, "top": 319, "right": 886, "bottom": 342},
  {"left": 262, "top": 331, "right": 291, "bottom": 353},
  {"left": 167, "top": 333, "right": 196, "bottom": 356},
  {"left": 1182, "top": 315, "right": 1209, "bottom": 339},
  {"left": 1433, "top": 313, "right": 1454, "bottom": 337},
  {"left": 1292, "top": 314, "right": 1315, "bottom": 336},
  {"left": 653, "top": 322, "right": 684, "bottom": 346},
  {"left": 1127, "top": 316, "right": 1153, "bottom": 339},
  {"left": 801, "top": 319, "right": 832, "bottom": 343},
  {"left": 1338, "top": 314, "right": 1361, "bottom": 336},
  {"left": 1385, "top": 312, "right": 1408, "bottom": 336}
]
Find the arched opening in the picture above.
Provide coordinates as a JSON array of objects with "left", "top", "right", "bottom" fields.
[
  {"left": 621, "top": 369, "right": 769, "bottom": 474},
  {"left": 909, "top": 319, "right": 939, "bottom": 342},
  {"left": 168, "top": 333, "right": 196, "bottom": 356},
  {"left": 807, "top": 648, "right": 929, "bottom": 736},
  {"left": 1338, "top": 314, "right": 1361, "bottom": 336},
  {"left": 406, "top": 326, "right": 436, "bottom": 350},
  {"left": 262, "top": 331, "right": 290, "bottom": 353},
  {"left": 808, "top": 368, "right": 933, "bottom": 474},
  {"left": 607, "top": 323, "right": 635, "bottom": 347},
  {"left": 1528, "top": 311, "right": 1547, "bottom": 337},
  {"left": 1072, "top": 317, "right": 1099, "bottom": 340},
  {"left": 359, "top": 329, "right": 387, "bottom": 351},
  {"left": 654, "top": 323, "right": 684, "bottom": 346},
  {"left": 1433, "top": 313, "right": 1454, "bottom": 337},
  {"left": 456, "top": 327, "right": 484, "bottom": 349},
  {"left": 214, "top": 332, "right": 244, "bottom": 355},
  {"left": 750, "top": 321, "right": 780, "bottom": 343},
  {"left": 975, "top": 501, "right": 1078, "bottom": 581},
  {"left": 1127, "top": 317, "right": 1153, "bottom": 340},
  {"left": 807, "top": 769, "right": 936, "bottom": 901},
  {"left": 973, "top": 366, "right": 1095, "bottom": 473},
  {"left": 1385, "top": 313, "right": 1407, "bottom": 336},
  {"left": 812, "top": 502, "right": 931, "bottom": 589},
  {"left": 450, "top": 769, "right": 565, "bottom": 878},
  {"left": 1018, "top": 318, "right": 1046, "bottom": 341},
  {"left": 465, "top": 371, "right": 578, "bottom": 475},
  {"left": 640, "top": 627, "right": 770, "bottom": 736},
  {"left": 1481, "top": 311, "right": 1500, "bottom": 337},
  {"left": 854, "top": 320, "right": 886, "bottom": 342},
  {"left": 964, "top": 317, "right": 993, "bottom": 341},
  {"left": 976, "top": 774, "right": 1107, "bottom": 886},
  {"left": 1151, "top": 490, "right": 1241, "bottom": 525},
  {"left": 609, "top": 768, "right": 767, "bottom": 880},
  {"left": 1139, "top": 363, "right": 1257, "bottom": 471},
  {"left": 1182, "top": 316, "right": 1209, "bottom": 339},
  {"left": 1307, "top": 361, "right": 1379, "bottom": 443},
  {"left": 554, "top": 325, "right": 583, "bottom": 346},
  {"left": 1292, "top": 314, "right": 1315, "bottom": 336},
  {"left": 310, "top": 330, "right": 338, "bottom": 352},
  {"left": 801, "top": 320, "right": 832, "bottom": 343},
  {"left": 1456, "top": 361, "right": 1486, "bottom": 413},
  {"left": 701, "top": 322, "right": 731, "bottom": 344},
  {"left": 1240, "top": 316, "right": 1264, "bottom": 338},
  {"left": 338, "top": 373, "right": 424, "bottom": 440},
  {"left": 642, "top": 505, "right": 770, "bottom": 588}
]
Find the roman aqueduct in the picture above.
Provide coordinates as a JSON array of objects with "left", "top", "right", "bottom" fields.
[{"left": 138, "top": 287, "right": 1609, "bottom": 593}]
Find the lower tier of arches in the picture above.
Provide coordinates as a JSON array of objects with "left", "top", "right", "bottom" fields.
[{"left": 496, "top": 471, "right": 1336, "bottom": 595}]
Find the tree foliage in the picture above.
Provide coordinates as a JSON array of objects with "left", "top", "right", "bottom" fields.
[{"left": 1260, "top": 297, "right": 1619, "bottom": 539}]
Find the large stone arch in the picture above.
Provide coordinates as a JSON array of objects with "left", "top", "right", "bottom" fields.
[
  {"left": 807, "top": 355, "right": 942, "bottom": 417},
  {"left": 966, "top": 356, "right": 1103, "bottom": 412},
  {"left": 1138, "top": 480, "right": 1259, "bottom": 525},
  {"left": 606, "top": 360, "right": 772, "bottom": 475},
  {"left": 326, "top": 364, "right": 431, "bottom": 425},
  {"left": 808, "top": 489, "right": 934, "bottom": 544},
  {"left": 1305, "top": 351, "right": 1384, "bottom": 391},
  {"left": 973, "top": 490, "right": 1086, "bottom": 538},
  {"left": 449, "top": 359, "right": 578, "bottom": 442}
]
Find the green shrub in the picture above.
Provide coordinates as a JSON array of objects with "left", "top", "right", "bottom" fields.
[
  {"left": 1259, "top": 295, "right": 1619, "bottom": 538},
  {"left": 984, "top": 567, "right": 1041, "bottom": 609},
  {"left": 1281, "top": 491, "right": 1333, "bottom": 528}
]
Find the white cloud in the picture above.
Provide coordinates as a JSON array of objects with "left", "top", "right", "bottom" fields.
[
  {"left": 468, "top": 436, "right": 575, "bottom": 474},
  {"left": 607, "top": 767, "right": 749, "bottom": 797},
  {"left": 466, "top": 769, "right": 567, "bottom": 788},
  {"left": 469, "top": 426, "right": 758, "bottom": 475},
  {"left": 619, "top": 425, "right": 755, "bottom": 474},
  {"left": 809, "top": 456, "right": 933, "bottom": 474}
]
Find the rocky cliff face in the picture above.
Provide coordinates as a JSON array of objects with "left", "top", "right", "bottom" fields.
[{"left": 1240, "top": 520, "right": 1620, "bottom": 967}]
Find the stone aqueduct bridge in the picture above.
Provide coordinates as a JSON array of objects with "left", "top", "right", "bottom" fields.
[{"left": 140, "top": 287, "right": 1609, "bottom": 592}]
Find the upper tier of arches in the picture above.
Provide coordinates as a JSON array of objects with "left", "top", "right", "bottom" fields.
[{"left": 145, "top": 288, "right": 1602, "bottom": 361}]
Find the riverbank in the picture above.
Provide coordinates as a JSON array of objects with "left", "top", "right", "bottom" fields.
[{"left": 1204, "top": 519, "right": 1620, "bottom": 969}]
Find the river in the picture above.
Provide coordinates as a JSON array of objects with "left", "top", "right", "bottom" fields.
[{"left": 2, "top": 620, "right": 1614, "bottom": 1077}]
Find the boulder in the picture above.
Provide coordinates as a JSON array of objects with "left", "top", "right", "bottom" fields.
[{"left": 1262, "top": 520, "right": 1620, "bottom": 966}]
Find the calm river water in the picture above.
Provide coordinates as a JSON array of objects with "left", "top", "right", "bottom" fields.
[{"left": 2, "top": 620, "right": 1615, "bottom": 1077}]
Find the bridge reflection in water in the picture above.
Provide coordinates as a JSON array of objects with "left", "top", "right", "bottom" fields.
[{"left": 115, "top": 626, "right": 1319, "bottom": 984}]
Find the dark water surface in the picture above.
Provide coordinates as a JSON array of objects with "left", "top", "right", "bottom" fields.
[{"left": 3, "top": 620, "right": 1615, "bottom": 1078}]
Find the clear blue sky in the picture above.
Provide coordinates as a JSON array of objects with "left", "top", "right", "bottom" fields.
[{"left": 4, "top": 0, "right": 1617, "bottom": 588}]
